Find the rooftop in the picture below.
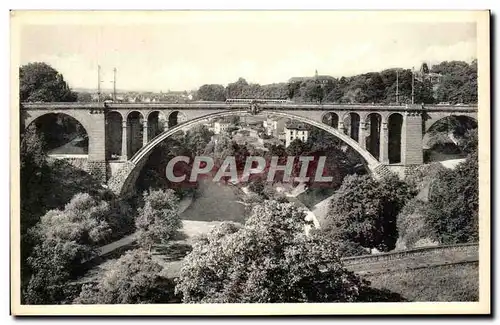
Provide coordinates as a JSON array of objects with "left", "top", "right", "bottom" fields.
[{"left": 285, "top": 122, "right": 310, "bottom": 131}]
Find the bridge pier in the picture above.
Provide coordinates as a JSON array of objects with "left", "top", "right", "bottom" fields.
[
  {"left": 142, "top": 120, "right": 149, "bottom": 146},
  {"left": 379, "top": 122, "right": 389, "bottom": 164},
  {"left": 121, "top": 119, "right": 128, "bottom": 160},
  {"left": 401, "top": 111, "right": 424, "bottom": 165},
  {"left": 359, "top": 122, "right": 367, "bottom": 149}
]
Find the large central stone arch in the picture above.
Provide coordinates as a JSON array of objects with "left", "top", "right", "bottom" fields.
[{"left": 108, "top": 109, "right": 388, "bottom": 196}]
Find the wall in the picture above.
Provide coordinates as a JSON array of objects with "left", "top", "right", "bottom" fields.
[
  {"left": 47, "top": 155, "right": 89, "bottom": 172},
  {"left": 342, "top": 243, "right": 478, "bottom": 266}
]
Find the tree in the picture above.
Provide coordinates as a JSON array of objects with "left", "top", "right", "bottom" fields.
[
  {"left": 363, "top": 72, "right": 386, "bottom": 103},
  {"left": 75, "top": 249, "right": 177, "bottom": 304},
  {"left": 425, "top": 152, "right": 478, "bottom": 244},
  {"left": 24, "top": 238, "right": 93, "bottom": 304},
  {"left": 325, "top": 174, "right": 417, "bottom": 251},
  {"left": 286, "top": 138, "right": 310, "bottom": 156},
  {"left": 196, "top": 84, "right": 226, "bottom": 101},
  {"left": 228, "top": 116, "right": 240, "bottom": 125},
  {"left": 420, "top": 63, "right": 430, "bottom": 74},
  {"left": 302, "top": 81, "right": 324, "bottom": 103},
  {"left": 135, "top": 189, "right": 182, "bottom": 251},
  {"left": 76, "top": 92, "right": 92, "bottom": 102},
  {"left": 20, "top": 125, "right": 50, "bottom": 233},
  {"left": 175, "top": 200, "right": 383, "bottom": 303},
  {"left": 459, "top": 128, "right": 478, "bottom": 154},
  {"left": 183, "top": 125, "right": 214, "bottom": 156},
  {"left": 25, "top": 193, "right": 115, "bottom": 304},
  {"left": 287, "top": 82, "right": 301, "bottom": 99},
  {"left": 396, "top": 198, "right": 433, "bottom": 249},
  {"left": 432, "top": 60, "right": 477, "bottom": 104},
  {"left": 20, "top": 62, "right": 77, "bottom": 102},
  {"left": 413, "top": 77, "right": 435, "bottom": 104},
  {"left": 225, "top": 78, "right": 249, "bottom": 98}
]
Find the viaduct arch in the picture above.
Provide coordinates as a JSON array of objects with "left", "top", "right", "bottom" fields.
[{"left": 107, "top": 110, "right": 387, "bottom": 196}]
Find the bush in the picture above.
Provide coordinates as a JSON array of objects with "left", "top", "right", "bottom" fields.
[
  {"left": 135, "top": 189, "right": 183, "bottom": 251},
  {"left": 24, "top": 193, "right": 125, "bottom": 304},
  {"left": 325, "top": 174, "right": 417, "bottom": 252},
  {"left": 405, "top": 163, "right": 447, "bottom": 192},
  {"left": 75, "top": 249, "right": 177, "bottom": 304},
  {"left": 425, "top": 153, "right": 478, "bottom": 244},
  {"left": 175, "top": 200, "right": 402, "bottom": 303},
  {"left": 396, "top": 198, "right": 433, "bottom": 249}
]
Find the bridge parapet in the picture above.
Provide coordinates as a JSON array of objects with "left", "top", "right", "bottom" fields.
[{"left": 20, "top": 101, "right": 478, "bottom": 112}]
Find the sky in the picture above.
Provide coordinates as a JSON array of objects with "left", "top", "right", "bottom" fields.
[{"left": 18, "top": 12, "right": 478, "bottom": 92}]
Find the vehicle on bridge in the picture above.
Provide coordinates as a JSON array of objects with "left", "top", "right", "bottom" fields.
[{"left": 225, "top": 98, "right": 292, "bottom": 104}]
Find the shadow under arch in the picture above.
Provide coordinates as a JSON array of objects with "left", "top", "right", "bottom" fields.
[
  {"left": 108, "top": 110, "right": 386, "bottom": 196},
  {"left": 24, "top": 112, "right": 90, "bottom": 154},
  {"left": 425, "top": 115, "right": 478, "bottom": 135}
]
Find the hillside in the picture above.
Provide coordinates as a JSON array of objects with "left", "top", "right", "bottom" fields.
[{"left": 364, "top": 262, "right": 478, "bottom": 301}]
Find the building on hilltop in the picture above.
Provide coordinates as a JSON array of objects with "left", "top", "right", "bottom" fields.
[
  {"left": 288, "top": 69, "right": 335, "bottom": 85},
  {"left": 415, "top": 63, "right": 443, "bottom": 84}
]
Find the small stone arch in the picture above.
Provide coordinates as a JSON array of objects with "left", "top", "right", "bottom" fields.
[
  {"left": 106, "top": 111, "right": 123, "bottom": 160},
  {"left": 387, "top": 113, "right": 404, "bottom": 164},
  {"left": 364, "top": 113, "right": 382, "bottom": 160},
  {"left": 321, "top": 112, "right": 339, "bottom": 128},
  {"left": 107, "top": 110, "right": 126, "bottom": 120},
  {"left": 147, "top": 110, "right": 163, "bottom": 141},
  {"left": 423, "top": 114, "right": 478, "bottom": 161},
  {"left": 342, "top": 112, "right": 361, "bottom": 142},
  {"left": 125, "top": 110, "right": 145, "bottom": 121},
  {"left": 127, "top": 111, "right": 145, "bottom": 159},
  {"left": 168, "top": 110, "right": 187, "bottom": 128}
]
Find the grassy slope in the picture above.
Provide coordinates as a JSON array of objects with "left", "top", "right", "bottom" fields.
[{"left": 363, "top": 262, "right": 478, "bottom": 301}]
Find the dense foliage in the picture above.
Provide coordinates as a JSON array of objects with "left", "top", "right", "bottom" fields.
[
  {"left": 135, "top": 189, "right": 183, "bottom": 251},
  {"left": 194, "top": 61, "right": 477, "bottom": 104},
  {"left": 20, "top": 127, "right": 129, "bottom": 287},
  {"left": 75, "top": 249, "right": 177, "bottom": 304},
  {"left": 20, "top": 62, "right": 77, "bottom": 102},
  {"left": 396, "top": 198, "right": 434, "bottom": 249},
  {"left": 175, "top": 200, "right": 402, "bottom": 303},
  {"left": 425, "top": 152, "right": 479, "bottom": 244},
  {"left": 136, "top": 125, "right": 214, "bottom": 196},
  {"left": 25, "top": 193, "right": 118, "bottom": 304}
]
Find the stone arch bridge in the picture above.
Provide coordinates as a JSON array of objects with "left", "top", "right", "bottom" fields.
[{"left": 21, "top": 102, "right": 477, "bottom": 196}]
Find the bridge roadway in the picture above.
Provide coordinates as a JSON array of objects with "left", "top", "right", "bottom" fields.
[{"left": 21, "top": 101, "right": 478, "bottom": 112}]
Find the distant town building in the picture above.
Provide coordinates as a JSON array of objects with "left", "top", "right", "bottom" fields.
[
  {"left": 263, "top": 117, "right": 286, "bottom": 137},
  {"left": 205, "top": 121, "right": 215, "bottom": 133},
  {"left": 284, "top": 122, "right": 310, "bottom": 147},
  {"left": 415, "top": 64, "right": 443, "bottom": 85},
  {"left": 213, "top": 120, "right": 231, "bottom": 135},
  {"left": 245, "top": 120, "right": 264, "bottom": 129}
]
